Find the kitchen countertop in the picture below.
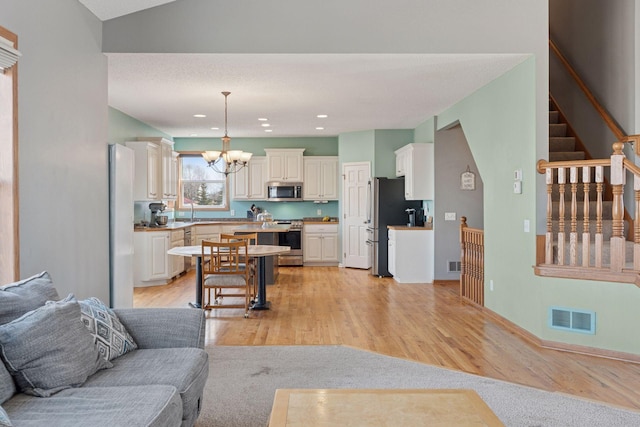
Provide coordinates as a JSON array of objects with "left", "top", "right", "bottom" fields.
[
  {"left": 232, "top": 224, "right": 291, "bottom": 233},
  {"left": 134, "top": 220, "right": 256, "bottom": 232},
  {"left": 387, "top": 225, "right": 433, "bottom": 231}
]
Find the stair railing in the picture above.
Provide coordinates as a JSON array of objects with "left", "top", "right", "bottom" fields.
[
  {"left": 536, "top": 143, "right": 640, "bottom": 286},
  {"left": 550, "top": 39, "right": 640, "bottom": 152},
  {"left": 460, "top": 216, "right": 484, "bottom": 305}
]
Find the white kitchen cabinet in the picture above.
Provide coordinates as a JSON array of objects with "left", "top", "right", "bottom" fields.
[
  {"left": 126, "top": 141, "right": 161, "bottom": 201},
  {"left": 126, "top": 137, "right": 177, "bottom": 201},
  {"left": 160, "top": 145, "right": 178, "bottom": 200},
  {"left": 395, "top": 148, "right": 409, "bottom": 177},
  {"left": 194, "top": 224, "right": 221, "bottom": 245},
  {"left": 394, "top": 143, "right": 434, "bottom": 200},
  {"left": 265, "top": 149, "right": 305, "bottom": 182},
  {"left": 303, "top": 156, "right": 338, "bottom": 201},
  {"left": 133, "top": 231, "right": 170, "bottom": 286},
  {"left": 169, "top": 229, "right": 185, "bottom": 278},
  {"left": 303, "top": 223, "right": 339, "bottom": 265},
  {"left": 387, "top": 227, "right": 434, "bottom": 283},
  {"left": 232, "top": 156, "right": 267, "bottom": 200}
]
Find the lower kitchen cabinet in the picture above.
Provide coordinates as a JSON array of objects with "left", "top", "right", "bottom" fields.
[
  {"left": 387, "top": 228, "right": 434, "bottom": 283},
  {"left": 134, "top": 231, "right": 171, "bottom": 286},
  {"left": 169, "top": 229, "right": 185, "bottom": 278},
  {"left": 303, "top": 223, "right": 339, "bottom": 265},
  {"left": 134, "top": 229, "right": 186, "bottom": 287}
]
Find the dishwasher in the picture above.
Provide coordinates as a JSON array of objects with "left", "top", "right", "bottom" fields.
[{"left": 184, "top": 227, "right": 193, "bottom": 271}]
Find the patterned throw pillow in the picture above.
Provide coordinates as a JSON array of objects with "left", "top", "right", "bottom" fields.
[
  {"left": 0, "top": 405, "right": 11, "bottom": 427},
  {"left": 79, "top": 297, "right": 138, "bottom": 361},
  {"left": 0, "top": 296, "right": 112, "bottom": 397}
]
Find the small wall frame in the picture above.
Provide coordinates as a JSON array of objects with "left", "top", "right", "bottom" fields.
[{"left": 460, "top": 166, "right": 475, "bottom": 191}]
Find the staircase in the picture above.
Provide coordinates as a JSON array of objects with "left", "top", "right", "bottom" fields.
[{"left": 547, "top": 98, "right": 632, "bottom": 267}]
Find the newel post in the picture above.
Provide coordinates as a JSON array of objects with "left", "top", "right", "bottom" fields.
[{"left": 610, "top": 142, "right": 626, "bottom": 271}]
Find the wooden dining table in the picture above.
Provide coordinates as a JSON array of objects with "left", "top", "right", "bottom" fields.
[{"left": 168, "top": 244, "right": 291, "bottom": 310}]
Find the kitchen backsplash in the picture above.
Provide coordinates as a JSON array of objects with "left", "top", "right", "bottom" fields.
[{"left": 134, "top": 200, "right": 339, "bottom": 223}]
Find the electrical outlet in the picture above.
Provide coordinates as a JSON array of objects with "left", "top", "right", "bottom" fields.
[
  {"left": 230, "top": 209, "right": 235, "bottom": 217},
  {"left": 490, "top": 280, "right": 494, "bottom": 291},
  {"left": 317, "top": 209, "right": 322, "bottom": 215},
  {"left": 444, "top": 212, "right": 456, "bottom": 221},
  {"left": 524, "top": 219, "right": 530, "bottom": 233}
]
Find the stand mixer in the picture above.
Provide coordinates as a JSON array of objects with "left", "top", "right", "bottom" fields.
[{"left": 149, "top": 202, "right": 167, "bottom": 227}]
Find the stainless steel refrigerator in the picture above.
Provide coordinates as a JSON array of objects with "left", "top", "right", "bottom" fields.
[{"left": 366, "top": 177, "right": 422, "bottom": 277}]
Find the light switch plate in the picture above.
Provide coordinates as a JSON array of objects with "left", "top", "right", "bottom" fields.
[
  {"left": 524, "top": 219, "right": 530, "bottom": 233},
  {"left": 445, "top": 212, "right": 456, "bottom": 221},
  {"left": 513, "top": 181, "right": 522, "bottom": 194}
]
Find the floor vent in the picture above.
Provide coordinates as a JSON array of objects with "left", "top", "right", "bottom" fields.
[
  {"left": 447, "top": 261, "right": 461, "bottom": 273},
  {"left": 549, "top": 307, "right": 595, "bottom": 334}
]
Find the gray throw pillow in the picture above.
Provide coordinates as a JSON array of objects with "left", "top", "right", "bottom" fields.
[
  {"left": 0, "top": 295, "right": 112, "bottom": 397},
  {"left": 0, "top": 405, "right": 11, "bottom": 427},
  {"left": 79, "top": 297, "right": 138, "bottom": 361},
  {"left": 0, "top": 271, "right": 59, "bottom": 325}
]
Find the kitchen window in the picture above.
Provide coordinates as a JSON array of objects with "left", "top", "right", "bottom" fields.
[{"left": 178, "top": 154, "right": 229, "bottom": 210}]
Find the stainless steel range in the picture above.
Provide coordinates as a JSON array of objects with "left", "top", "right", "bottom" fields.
[{"left": 274, "top": 219, "right": 303, "bottom": 266}]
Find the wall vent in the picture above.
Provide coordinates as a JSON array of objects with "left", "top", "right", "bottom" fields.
[
  {"left": 548, "top": 307, "right": 595, "bottom": 334},
  {"left": 447, "top": 261, "right": 461, "bottom": 272}
]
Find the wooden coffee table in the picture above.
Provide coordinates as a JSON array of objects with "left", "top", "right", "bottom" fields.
[{"left": 268, "top": 389, "right": 504, "bottom": 426}]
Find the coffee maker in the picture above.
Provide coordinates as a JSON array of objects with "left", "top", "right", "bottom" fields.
[
  {"left": 405, "top": 208, "right": 416, "bottom": 227},
  {"left": 148, "top": 202, "right": 166, "bottom": 228}
]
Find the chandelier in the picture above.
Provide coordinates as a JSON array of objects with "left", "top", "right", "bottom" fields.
[{"left": 202, "top": 91, "right": 252, "bottom": 176}]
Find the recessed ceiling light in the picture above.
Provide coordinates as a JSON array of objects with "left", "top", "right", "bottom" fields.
[
  {"left": 258, "top": 118, "right": 268, "bottom": 121},
  {"left": 317, "top": 114, "right": 328, "bottom": 118},
  {"left": 210, "top": 127, "right": 219, "bottom": 130},
  {"left": 265, "top": 129, "right": 273, "bottom": 133},
  {"left": 316, "top": 127, "right": 325, "bottom": 130},
  {"left": 261, "top": 123, "right": 271, "bottom": 127},
  {"left": 190, "top": 133, "right": 198, "bottom": 136},
  {"left": 193, "top": 114, "right": 206, "bottom": 118}
]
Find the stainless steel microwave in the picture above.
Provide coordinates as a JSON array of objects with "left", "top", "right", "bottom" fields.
[{"left": 266, "top": 182, "right": 303, "bottom": 201}]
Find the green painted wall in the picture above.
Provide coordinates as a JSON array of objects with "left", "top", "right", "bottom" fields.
[
  {"left": 437, "top": 57, "right": 640, "bottom": 355},
  {"left": 374, "top": 130, "right": 414, "bottom": 178},
  {"left": 414, "top": 118, "right": 435, "bottom": 144},
  {"left": 108, "top": 107, "right": 172, "bottom": 144}
]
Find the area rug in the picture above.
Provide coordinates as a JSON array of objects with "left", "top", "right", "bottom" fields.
[{"left": 196, "top": 345, "right": 640, "bottom": 426}]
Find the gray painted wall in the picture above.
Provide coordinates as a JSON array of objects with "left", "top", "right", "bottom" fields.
[
  {"left": 550, "top": 0, "right": 636, "bottom": 135},
  {"left": 2, "top": 0, "right": 110, "bottom": 301},
  {"left": 434, "top": 124, "right": 483, "bottom": 280}
]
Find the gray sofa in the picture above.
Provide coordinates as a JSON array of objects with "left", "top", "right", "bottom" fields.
[{"left": 0, "top": 273, "right": 209, "bottom": 427}]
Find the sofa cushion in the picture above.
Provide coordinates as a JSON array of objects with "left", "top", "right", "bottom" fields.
[
  {"left": 79, "top": 297, "right": 138, "bottom": 361},
  {"left": 0, "top": 405, "right": 11, "bottom": 427},
  {"left": 0, "top": 271, "right": 58, "bottom": 325},
  {"left": 0, "top": 296, "right": 112, "bottom": 397},
  {"left": 0, "top": 362, "right": 15, "bottom": 407},
  {"left": 3, "top": 385, "right": 182, "bottom": 427},
  {"left": 84, "top": 348, "right": 208, "bottom": 423}
]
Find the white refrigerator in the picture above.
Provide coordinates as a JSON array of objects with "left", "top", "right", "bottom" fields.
[{"left": 109, "top": 144, "right": 134, "bottom": 308}]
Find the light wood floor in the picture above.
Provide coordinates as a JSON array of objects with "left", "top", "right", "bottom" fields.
[{"left": 134, "top": 266, "right": 640, "bottom": 411}]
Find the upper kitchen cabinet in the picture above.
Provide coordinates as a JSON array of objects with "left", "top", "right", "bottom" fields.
[
  {"left": 303, "top": 156, "right": 338, "bottom": 201},
  {"left": 394, "top": 143, "right": 434, "bottom": 200},
  {"left": 126, "top": 138, "right": 178, "bottom": 201},
  {"left": 232, "top": 156, "right": 267, "bottom": 200},
  {"left": 265, "top": 148, "right": 305, "bottom": 182},
  {"left": 160, "top": 140, "right": 178, "bottom": 200},
  {"left": 126, "top": 140, "right": 161, "bottom": 201}
]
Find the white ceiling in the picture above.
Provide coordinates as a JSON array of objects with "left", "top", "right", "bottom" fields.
[{"left": 81, "top": 1, "right": 529, "bottom": 139}]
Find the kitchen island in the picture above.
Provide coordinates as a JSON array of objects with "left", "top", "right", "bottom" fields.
[{"left": 232, "top": 224, "right": 290, "bottom": 285}]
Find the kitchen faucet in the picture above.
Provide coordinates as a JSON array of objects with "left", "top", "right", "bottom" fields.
[{"left": 190, "top": 202, "right": 195, "bottom": 222}]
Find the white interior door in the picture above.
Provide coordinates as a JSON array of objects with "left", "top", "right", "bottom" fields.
[{"left": 342, "top": 162, "right": 371, "bottom": 269}]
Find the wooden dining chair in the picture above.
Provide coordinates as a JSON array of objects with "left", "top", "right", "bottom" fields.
[
  {"left": 220, "top": 233, "right": 258, "bottom": 300},
  {"left": 201, "top": 240, "right": 252, "bottom": 318}
]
